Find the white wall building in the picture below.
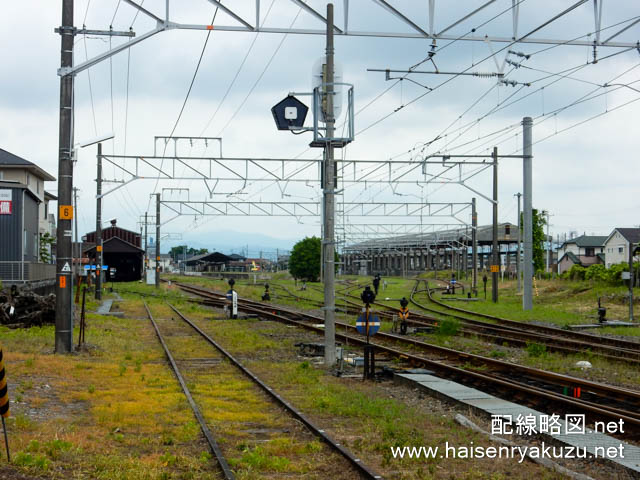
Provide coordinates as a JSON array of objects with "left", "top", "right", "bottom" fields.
[{"left": 603, "top": 228, "right": 640, "bottom": 268}]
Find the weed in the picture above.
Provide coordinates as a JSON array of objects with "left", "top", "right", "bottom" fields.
[
  {"left": 526, "top": 342, "right": 547, "bottom": 357},
  {"left": 489, "top": 350, "right": 507, "bottom": 358},
  {"left": 88, "top": 384, "right": 95, "bottom": 394},
  {"left": 13, "top": 452, "right": 50, "bottom": 470},
  {"left": 24, "top": 357, "right": 34, "bottom": 368},
  {"left": 26, "top": 440, "right": 40, "bottom": 452},
  {"left": 199, "top": 451, "right": 212, "bottom": 463},
  {"left": 160, "top": 452, "right": 178, "bottom": 467},
  {"left": 134, "top": 358, "right": 142, "bottom": 372},
  {"left": 119, "top": 363, "right": 127, "bottom": 376},
  {"left": 435, "top": 318, "right": 460, "bottom": 336}
]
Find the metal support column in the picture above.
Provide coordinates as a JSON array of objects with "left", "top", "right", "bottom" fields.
[
  {"left": 323, "top": 3, "right": 337, "bottom": 366},
  {"left": 155, "top": 193, "right": 160, "bottom": 288},
  {"left": 95, "top": 143, "right": 103, "bottom": 300},
  {"left": 54, "top": 0, "right": 74, "bottom": 353},
  {"left": 523, "top": 117, "right": 533, "bottom": 310},
  {"left": 492, "top": 147, "right": 498, "bottom": 303},
  {"left": 515, "top": 192, "right": 522, "bottom": 292},
  {"left": 471, "top": 197, "right": 478, "bottom": 290}
]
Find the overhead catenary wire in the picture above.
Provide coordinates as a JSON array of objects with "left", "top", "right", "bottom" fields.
[
  {"left": 147, "top": 7, "right": 220, "bottom": 212},
  {"left": 378, "top": 13, "right": 640, "bottom": 163},
  {"left": 199, "top": 0, "right": 277, "bottom": 136},
  {"left": 215, "top": 7, "right": 303, "bottom": 137}
]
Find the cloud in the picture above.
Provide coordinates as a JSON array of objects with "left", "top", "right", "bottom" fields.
[{"left": 1, "top": 1, "right": 639, "bottom": 252}]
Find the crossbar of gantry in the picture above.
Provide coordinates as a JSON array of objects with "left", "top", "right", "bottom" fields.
[
  {"left": 160, "top": 200, "right": 471, "bottom": 218},
  {"left": 60, "top": 0, "right": 638, "bottom": 77}
]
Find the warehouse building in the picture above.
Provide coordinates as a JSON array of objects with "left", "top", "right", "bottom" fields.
[
  {"left": 84, "top": 220, "right": 144, "bottom": 282},
  {"left": 342, "top": 223, "right": 521, "bottom": 276}
]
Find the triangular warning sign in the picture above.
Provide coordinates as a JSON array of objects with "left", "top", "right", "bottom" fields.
[{"left": 61, "top": 262, "right": 71, "bottom": 272}]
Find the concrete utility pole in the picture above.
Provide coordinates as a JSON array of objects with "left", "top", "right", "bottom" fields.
[
  {"left": 491, "top": 147, "right": 499, "bottom": 303},
  {"left": 155, "top": 193, "right": 160, "bottom": 288},
  {"left": 54, "top": 0, "right": 74, "bottom": 353},
  {"left": 515, "top": 192, "right": 522, "bottom": 292},
  {"left": 472, "top": 197, "right": 478, "bottom": 292},
  {"left": 144, "top": 212, "right": 148, "bottom": 273},
  {"left": 323, "top": 3, "right": 337, "bottom": 366},
  {"left": 523, "top": 117, "right": 533, "bottom": 310},
  {"left": 95, "top": 143, "right": 103, "bottom": 300}
]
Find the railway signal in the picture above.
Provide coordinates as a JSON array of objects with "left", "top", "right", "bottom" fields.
[
  {"left": 357, "top": 286, "right": 379, "bottom": 380},
  {"left": 399, "top": 297, "right": 409, "bottom": 335},
  {"left": 226, "top": 279, "right": 238, "bottom": 319}
]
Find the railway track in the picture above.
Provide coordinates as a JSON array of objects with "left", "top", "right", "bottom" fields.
[
  {"left": 411, "top": 279, "right": 640, "bottom": 353},
  {"left": 172, "top": 281, "right": 640, "bottom": 437},
  {"left": 143, "top": 299, "right": 383, "bottom": 480},
  {"left": 277, "top": 279, "right": 640, "bottom": 364}
]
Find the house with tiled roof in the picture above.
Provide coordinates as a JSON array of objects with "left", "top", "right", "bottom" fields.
[{"left": 557, "top": 235, "right": 607, "bottom": 274}]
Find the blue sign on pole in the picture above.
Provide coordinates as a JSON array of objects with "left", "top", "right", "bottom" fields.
[
  {"left": 84, "top": 265, "right": 108, "bottom": 271},
  {"left": 356, "top": 313, "right": 380, "bottom": 336}
]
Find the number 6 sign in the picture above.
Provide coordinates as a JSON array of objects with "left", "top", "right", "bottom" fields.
[{"left": 59, "top": 205, "right": 73, "bottom": 219}]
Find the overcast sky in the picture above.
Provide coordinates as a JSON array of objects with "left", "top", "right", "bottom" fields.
[{"left": 2, "top": 1, "right": 639, "bottom": 254}]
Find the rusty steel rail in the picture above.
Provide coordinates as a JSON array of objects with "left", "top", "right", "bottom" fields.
[
  {"left": 418, "top": 279, "right": 640, "bottom": 351},
  {"left": 164, "top": 302, "right": 384, "bottom": 480},
  {"left": 275, "top": 280, "right": 640, "bottom": 364},
  {"left": 174, "top": 282, "right": 640, "bottom": 433},
  {"left": 143, "top": 302, "right": 236, "bottom": 480}
]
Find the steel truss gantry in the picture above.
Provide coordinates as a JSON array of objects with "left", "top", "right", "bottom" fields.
[
  {"left": 160, "top": 199, "right": 470, "bottom": 218},
  {"left": 61, "top": 0, "right": 638, "bottom": 77}
]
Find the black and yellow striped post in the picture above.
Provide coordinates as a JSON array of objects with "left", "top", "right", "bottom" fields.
[{"left": 0, "top": 344, "right": 10, "bottom": 461}]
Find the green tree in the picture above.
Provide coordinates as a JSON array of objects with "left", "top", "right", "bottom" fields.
[
  {"left": 289, "top": 237, "right": 321, "bottom": 281},
  {"left": 169, "top": 246, "right": 209, "bottom": 261},
  {"left": 39, "top": 232, "right": 55, "bottom": 263},
  {"left": 520, "top": 208, "right": 547, "bottom": 273}
]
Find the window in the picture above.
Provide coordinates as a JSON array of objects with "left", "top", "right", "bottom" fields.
[
  {"left": 0, "top": 170, "right": 3, "bottom": 180},
  {"left": 505, "top": 225, "right": 511, "bottom": 235},
  {"left": 585, "top": 247, "right": 595, "bottom": 257},
  {"left": 37, "top": 180, "right": 40, "bottom": 194},
  {"left": 619, "top": 247, "right": 624, "bottom": 254}
]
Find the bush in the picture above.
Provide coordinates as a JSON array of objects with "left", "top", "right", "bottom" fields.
[
  {"left": 567, "top": 264, "right": 586, "bottom": 281},
  {"left": 607, "top": 263, "right": 628, "bottom": 284},
  {"left": 585, "top": 264, "right": 607, "bottom": 282}
]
